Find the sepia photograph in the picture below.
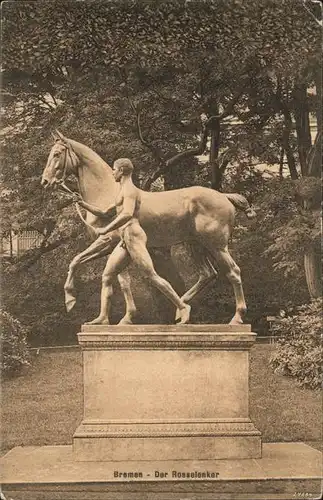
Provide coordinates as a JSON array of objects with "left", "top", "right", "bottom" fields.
[{"left": 0, "top": 0, "right": 322, "bottom": 499}]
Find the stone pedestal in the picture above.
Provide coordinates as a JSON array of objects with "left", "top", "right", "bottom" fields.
[{"left": 73, "top": 324, "right": 262, "bottom": 461}]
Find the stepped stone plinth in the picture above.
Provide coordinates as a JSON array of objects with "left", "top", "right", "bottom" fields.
[{"left": 73, "top": 324, "right": 262, "bottom": 461}]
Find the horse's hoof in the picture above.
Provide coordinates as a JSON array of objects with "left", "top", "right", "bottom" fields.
[
  {"left": 229, "top": 317, "right": 243, "bottom": 325},
  {"left": 66, "top": 298, "right": 76, "bottom": 312},
  {"left": 65, "top": 287, "right": 76, "bottom": 312}
]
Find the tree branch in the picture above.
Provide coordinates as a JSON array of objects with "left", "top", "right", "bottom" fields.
[
  {"left": 134, "top": 70, "right": 254, "bottom": 190},
  {"left": 140, "top": 114, "right": 216, "bottom": 190},
  {"left": 165, "top": 117, "right": 211, "bottom": 168},
  {"left": 14, "top": 236, "right": 71, "bottom": 272},
  {"left": 218, "top": 87, "right": 247, "bottom": 120},
  {"left": 37, "top": 94, "right": 56, "bottom": 111},
  {"left": 134, "top": 104, "right": 166, "bottom": 165},
  {"left": 164, "top": 74, "right": 254, "bottom": 172},
  {"left": 48, "top": 92, "right": 58, "bottom": 107},
  {"left": 218, "top": 148, "right": 233, "bottom": 173}
]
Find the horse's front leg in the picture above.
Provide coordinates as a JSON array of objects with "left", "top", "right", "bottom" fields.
[{"left": 64, "top": 234, "right": 118, "bottom": 312}]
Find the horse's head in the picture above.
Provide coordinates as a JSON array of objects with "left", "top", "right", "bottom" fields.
[{"left": 41, "top": 130, "right": 78, "bottom": 189}]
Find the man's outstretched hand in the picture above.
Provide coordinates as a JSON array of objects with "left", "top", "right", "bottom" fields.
[{"left": 96, "top": 226, "right": 109, "bottom": 236}]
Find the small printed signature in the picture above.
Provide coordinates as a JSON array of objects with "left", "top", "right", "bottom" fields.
[{"left": 293, "top": 494, "right": 315, "bottom": 498}]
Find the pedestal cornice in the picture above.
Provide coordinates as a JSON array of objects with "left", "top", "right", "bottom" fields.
[
  {"left": 74, "top": 419, "right": 261, "bottom": 438},
  {"left": 78, "top": 324, "right": 255, "bottom": 350}
]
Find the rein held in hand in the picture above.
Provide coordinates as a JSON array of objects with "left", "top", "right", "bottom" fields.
[{"left": 59, "top": 182, "right": 93, "bottom": 230}]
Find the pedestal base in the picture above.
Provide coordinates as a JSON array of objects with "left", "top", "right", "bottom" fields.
[
  {"left": 75, "top": 325, "right": 261, "bottom": 461},
  {"left": 1, "top": 443, "right": 321, "bottom": 500}
]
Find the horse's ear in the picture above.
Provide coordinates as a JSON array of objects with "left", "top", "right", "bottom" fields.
[
  {"left": 55, "top": 129, "right": 67, "bottom": 142},
  {"left": 51, "top": 132, "right": 59, "bottom": 141}
]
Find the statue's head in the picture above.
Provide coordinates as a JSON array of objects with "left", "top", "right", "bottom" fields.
[
  {"left": 41, "top": 131, "right": 78, "bottom": 189},
  {"left": 112, "top": 158, "right": 134, "bottom": 182}
]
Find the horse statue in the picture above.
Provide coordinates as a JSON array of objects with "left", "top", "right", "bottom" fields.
[{"left": 41, "top": 131, "right": 256, "bottom": 325}]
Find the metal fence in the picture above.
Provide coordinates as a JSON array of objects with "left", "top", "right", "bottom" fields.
[
  {"left": 16, "top": 230, "right": 43, "bottom": 256},
  {"left": 0, "top": 230, "right": 43, "bottom": 258}
]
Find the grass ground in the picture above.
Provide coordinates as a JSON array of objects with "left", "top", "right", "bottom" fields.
[{"left": 1, "top": 344, "right": 322, "bottom": 455}]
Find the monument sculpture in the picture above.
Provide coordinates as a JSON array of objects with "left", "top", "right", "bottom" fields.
[
  {"left": 39, "top": 131, "right": 262, "bottom": 462},
  {"left": 41, "top": 131, "right": 256, "bottom": 325}
]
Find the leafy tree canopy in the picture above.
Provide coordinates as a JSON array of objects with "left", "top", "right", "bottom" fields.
[{"left": 3, "top": 0, "right": 319, "bottom": 79}]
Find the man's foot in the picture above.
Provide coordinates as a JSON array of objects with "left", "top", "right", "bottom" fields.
[
  {"left": 85, "top": 316, "right": 110, "bottom": 325},
  {"left": 175, "top": 303, "right": 191, "bottom": 324}
]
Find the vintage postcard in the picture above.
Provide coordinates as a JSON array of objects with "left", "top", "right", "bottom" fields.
[{"left": 1, "top": 0, "right": 322, "bottom": 499}]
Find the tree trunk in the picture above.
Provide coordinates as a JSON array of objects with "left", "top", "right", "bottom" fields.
[
  {"left": 307, "top": 70, "right": 322, "bottom": 178},
  {"left": 300, "top": 77, "right": 322, "bottom": 298},
  {"left": 9, "top": 229, "right": 13, "bottom": 259},
  {"left": 293, "top": 84, "right": 312, "bottom": 176},
  {"left": 314, "top": 69, "right": 322, "bottom": 139},
  {"left": 210, "top": 117, "right": 222, "bottom": 190},
  {"left": 279, "top": 146, "right": 284, "bottom": 178},
  {"left": 304, "top": 245, "right": 321, "bottom": 299},
  {"left": 307, "top": 130, "right": 322, "bottom": 178},
  {"left": 281, "top": 107, "right": 299, "bottom": 180}
]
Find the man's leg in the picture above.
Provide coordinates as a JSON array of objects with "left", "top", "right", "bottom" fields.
[
  {"left": 125, "top": 227, "right": 191, "bottom": 324},
  {"left": 86, "top": 242, "right": 130, "bottom": 324},
  {"left": 117, "top": 270, "right": 137, "bottom": 324}
]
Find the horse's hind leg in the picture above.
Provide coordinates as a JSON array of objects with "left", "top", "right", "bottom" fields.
[
  {"left": 175, "top": 244, "right": 218, "bottom": 321},
  {"left": 211, "top": 246, "right": 246, "bottom": 325},
  {"left": 64, "top": 235, "right": 117, "bottom": 312},
  {"left": 181, "top": 257, "right": 217, "bottom": 303}
]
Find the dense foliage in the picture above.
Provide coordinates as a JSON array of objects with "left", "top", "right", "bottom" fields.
[
  {"left": 0, "top": 310, "right": 31, "bottom": 376},
  {"left": 270, "top": 299, "right": 322, "bottom": 389}
]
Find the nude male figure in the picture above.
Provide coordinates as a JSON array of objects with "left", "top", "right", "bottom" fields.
[{"left": 73, "top": 158, "right": 191, "bottom": 325}]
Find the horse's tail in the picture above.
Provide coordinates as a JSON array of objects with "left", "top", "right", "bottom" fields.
[{"left": 224, "top": 193, "right": 256, "bottom": 219}]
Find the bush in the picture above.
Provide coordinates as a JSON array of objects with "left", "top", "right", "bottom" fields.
[
  {"left": 269, "top": 299, "right": 322, "bottom": 389},
  {"left": 1, "top": 310, "right": 31, "bottom": 376}
]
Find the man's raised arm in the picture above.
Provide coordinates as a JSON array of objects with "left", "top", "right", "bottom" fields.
[{"left": 72, "top": 193, "right": 117, "bottom": 218}]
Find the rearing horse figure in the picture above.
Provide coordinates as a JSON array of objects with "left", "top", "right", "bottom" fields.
[{"left": 41, "top": 131, "right": 256, "bottom": 325}]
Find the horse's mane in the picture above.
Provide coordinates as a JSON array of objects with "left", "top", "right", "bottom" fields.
[{"left": 66, "top": 138, "right": 112, "bottom": 172}]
